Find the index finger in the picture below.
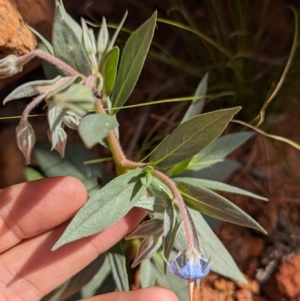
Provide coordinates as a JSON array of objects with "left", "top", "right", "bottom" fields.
[{"left": 0, "top": 176, "right": 88, "bottom": 253}]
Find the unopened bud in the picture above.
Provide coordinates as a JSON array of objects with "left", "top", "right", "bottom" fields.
[
  {"left": 16, "top": 121, "right": 36, "bottom": 165},
  {"left": 63, "top": 111, "right": 81, "bottom": 130},
  {"left": 47, "top": 127, "right": 67, "bottom": 158},
  {"left": 0, "top": 55, "right": 23, "bottom": 78}
]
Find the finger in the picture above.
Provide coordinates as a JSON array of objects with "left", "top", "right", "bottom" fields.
[
  {"left": 0, "top": 177, "right": 87, "bottom": 253},
  {"left": 1, "top": 208, "right": 147, "bottom": 301},
  {"left": 79, "top": 287, "right": 179, "bottom": 301}
]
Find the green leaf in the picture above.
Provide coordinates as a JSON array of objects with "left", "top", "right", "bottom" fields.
[
  {"left": 135, "top": 196, "right": 168, "bottom": 213},
  {"left": 53, "top": 1, "right": 92, "bottom": 75},
  {"left": 78, "top": 113, "right": 119, "bottom": 148},
  {"left": 111, "top": 12, "right": 157, "bottom": 113},
  {"left": 187, "top": 131, "right": 254, "bottom": 171},
  {"left": 100, "top": 47, "right": 120, "bottom": 95},
  {"left": 180, "top": 73, "right": 208, "bottom": 124},
  {"left": 176, "top": 180, "right": 266, "bottom": 233},
  {"left": 47, "top": 102, "right": 66, "bottom": 149},
  {"left": 108, "top": 11, "right": 128, "bottom": 51},
  {"left": 25, "top": 167, "right": 44, "bottom": 181},
  {"left": 174, "top": 208, "right": 246, "bottom": 282},
  {"left": 44, "top": 76, "right": 82, "bottom": 99},
  {"left": 28, "top": 25, "right": 54, "bottom": 55},
  {"left": 3, "top": 76, "right": 61, "bottom": 104},
  {"left": 41, "top": 254, "right": 105, "bottom": 301},
  {"left": 53, "top": 168, "right": 147, "bottom": 249},
  {"left": 34, "top": 142, "right": 110, "bottom": 192},
  {"left": 150, "top": 107, "right": 241, "bottom": 169},
  {"left": 97, "top": 17, "right": 110, "bottom": 55},
  {"left": 174, "top": 177, "right": 267, "bottom": 201},
  {"left": 108, "top": 242, "right": 129, "bottom": 291}
]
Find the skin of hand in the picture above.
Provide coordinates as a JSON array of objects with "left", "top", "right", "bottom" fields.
[{"left": 0, "top": 176, "right": 178, "bottom": 301}]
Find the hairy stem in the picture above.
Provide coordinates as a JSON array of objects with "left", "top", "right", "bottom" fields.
[
  {"left": 94, "top": 98, "right": 145, "bottom": 174},
  {"left": 16, "top": 49, "right": 84, "bottom": 79},
  {"left": 152, "top": 169, "right": 197, "bottom": 250},
  {"left": 21, "top": 93, "right": 47, "bottom": 124}
]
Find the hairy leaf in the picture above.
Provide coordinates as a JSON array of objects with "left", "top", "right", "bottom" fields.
[
  {"left": 78, "top": 113, "right": 119, "bottom": 148},
  {"left": 174, "top": 177, "right": 267, "bottom": 201},
  {"left": 111, "top": 12, "right": 157, "bottom": 112},
  {"left": 135, "top": 196, "right": 168, "bottom": 213},
  {"left": 53, "top": 2, "right": 92, "bottom": 75},
  {"left": 187, "top": 131, "right": 254, "bottom": 171},
  {"left": 100, "top": 47, "right": 120, "bottom": 95},
  {"left": 53, "top": 168, "right": 146, "bottom": 249},
  {"left": 176, "top": 181, "right": 266, "bottom": 233},
  {"left": 150, "top": 107, "right": 241, "bottom": 169},
  {"left": 28, "top": 25, "right": 54, "bottom": 55},
  {"left": 174, "top": 208, "right": 246, "bottom": 282},
  {"left": 108, "top": 242, "right": 129, "bottom": 291},
  {"left": 3, "top": 76, "right": 61, "bottom": 104}
]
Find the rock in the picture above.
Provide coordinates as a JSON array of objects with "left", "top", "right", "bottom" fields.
[{"left": 263, "top": 254, "right": 300, "bottom": 301}]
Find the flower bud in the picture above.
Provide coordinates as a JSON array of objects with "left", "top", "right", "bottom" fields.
[
  {"left": 0, "top": 55, "right": 23, "bottom": 78},
  {"left": 168, "top": 249, "right": 210, "bottom": 280},
  {"left": 63, "top": 110, "right": 81, "bottom": 130},
  {"left": 16, "top": 121, "right": 36, "bottom": 165}
]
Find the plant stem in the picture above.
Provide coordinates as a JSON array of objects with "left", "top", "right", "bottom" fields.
[
  {"left": 16, "top": 49, "right": 84, "bottom": 79},
  {"left": 152, "top": 169, "right": 196, "bottom": 250},
  {"left": 21, "top": 93, "right": 47, "bottom": 123},
  {"left": 94, "top": 97, "right": 145, "bottom": 174}
]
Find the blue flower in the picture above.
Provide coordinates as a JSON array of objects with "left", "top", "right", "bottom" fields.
[{"left": 168, "top": 249, "right": 210, "bottom": 280}]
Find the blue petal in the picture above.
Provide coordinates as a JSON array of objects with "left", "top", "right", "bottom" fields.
[{"left": 168, "top": 251, "right": 210, "bottom": 280}]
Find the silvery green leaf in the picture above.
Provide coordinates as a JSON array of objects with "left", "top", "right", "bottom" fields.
[
  {"left": 126, "top": 218, "right": 163, "bottom": 239},
  {"left": 131, "top": 235, "right": 163, "bottom": 268},
  {"left": 108, "top": 11, "right": 128, "bottom": 51},
  {"left": 53, "top": 1, "right": 92, "bottom": 75},
  {"left": 148, "top": 176, "right": 173, "bottom": 199},
  {"left": 176, "top": 180, "right": 266, "bottom": 233},
  {"left": 150, "top": 107, "right": 241, "bottom": 169},
  {"left": 180, "top": 73, "right": 208, "bottom": 124},
  {"left": 111, "top": 12, "right": 157, "bottom": 113},
  {"left": 173, "top": 177, "right": 267, "bottom": 201},
  {"left": 63, "top": 110, "right": 81, "bottom": 130},
  {"left": 174, "top": 208, "right": 246, "bottom": 282},
  {"left": 108, "top": 242, "right": 129, "bottom": 291},
  {"left": 186, "top": 131, "right": 254, "bottom": 171},
  {"left": 78, "top": 113, "right": 119, "bottom": 148},
  {"left": 97, "top": 17, "right": 110, "bottom": 55},
  {"left": 16, "top": 121, "right": 36, "bottom": 165},
  {"left": 100, "top": 47, "right": 119, "bottom": 95},
  {"left": 28, "top": 25, "right": 54, "bottom": 55},
  {"left": 47, "top": 101, "right": 66, "bottom": 149},
  {"left": 53, "top": 168, "right": 146, "bottom": 249},
  {"left": 3, "top": 76, "right": 61, "bottom": 104},
  {"left": 43, "top": 75, "right": 82, "bottom": 99},
  {"left": 135, "top": 196, "right": 167, "bottom": 213}
]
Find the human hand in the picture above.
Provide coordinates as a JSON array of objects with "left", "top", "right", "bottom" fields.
[{"left": 0, "top": 177, "right": 178, "bottom": 301}]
